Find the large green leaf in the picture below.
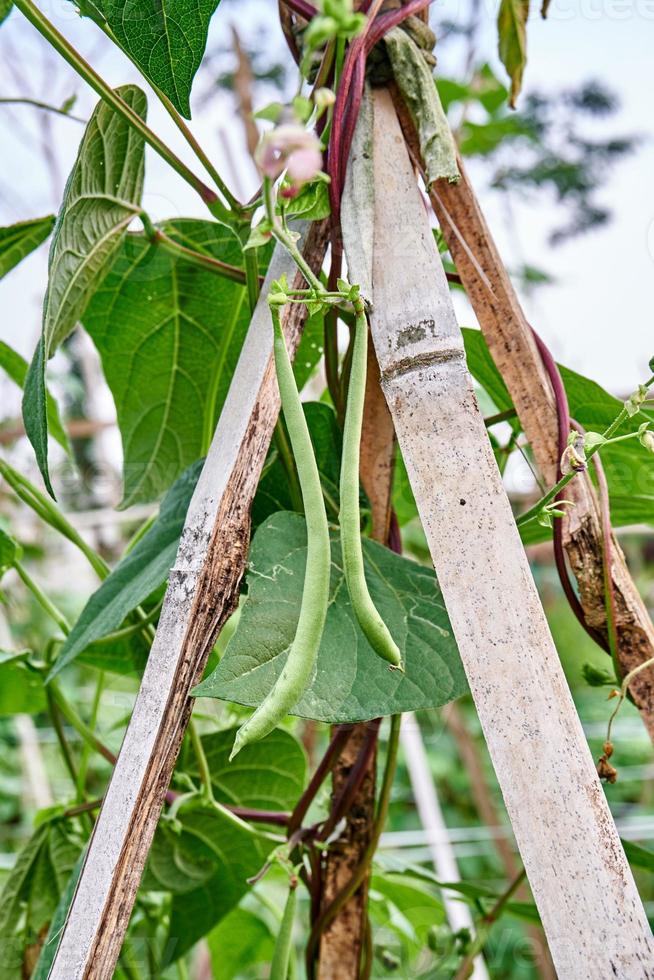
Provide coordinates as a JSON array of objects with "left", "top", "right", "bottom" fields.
[
  {"left": 0, "top": 822, "right": 82, "bottom": 980},
  {"left": 148, "top": 799, "right": 271, "bottom": 956},
  {"left": 0, "top": 340, "right": 69, "bottom": 453},
  {"left": 97, "top": 0, "right": 221, "bottom": 118},
  {"left": 194, "top": 512, "right": 467, "bottom": 723},
  {"left": 0, "top": 1, "right": 13, "bottom": 25},
  {"left": 50, "top": 460, "right": 202, "bottom": 679},
  {"left": 0, "top": 216, "right": 54, "bottom": 280},
  {"left": 207, "top": 908, "right": 274, "bottom": 980},
  {"left": 497, "top": 0, "right": 530, "bottom": 108},
  {"left": 186, "top": 727, "right": 307, "bottom": 811},
  {"left": 83, "top": 219, "right": 267, "bottom": 506},
  {"left": 22, "top": 85, "right": 146, "bottom": 495}
]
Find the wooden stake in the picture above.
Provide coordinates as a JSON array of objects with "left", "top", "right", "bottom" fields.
[
  {"left": 49, "top": 222, "right": 329, "bottom": 979},
  {"left": 342, "top": 87, "right": 654, "bottom": 980},
  {"left": 392, "top": 105, "right": 654, "bottom": 741}
]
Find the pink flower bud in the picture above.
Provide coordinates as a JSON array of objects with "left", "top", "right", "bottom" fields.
[{"left": 255, "top": 123, "right": 322, "bottom": 188}]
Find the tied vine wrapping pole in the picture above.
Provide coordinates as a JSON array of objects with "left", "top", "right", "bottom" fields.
[
  {"left": 341, "top": 87, "right": 654, "bottom": 979},
  {"left": 48, "top": 224, "right": 328, "bottom": 979}
]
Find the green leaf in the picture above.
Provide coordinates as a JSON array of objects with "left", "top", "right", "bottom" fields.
[
  {"left": 0, "top": 1, "right": 13, "bottom": 27},
  {"left": 462, "top": 329, "right": 654, "bottom": 531},
  {"left": 0, "top": 822, "right": 82, "bottom": 979},
  {"left": 0, "top": 216, "right": 54, "bottom": 279},
  {"left": 0, "top": 526, "right": 21, "bottom": 575},
  {"left": 497, "top": 0, "right": 530, "bottom": 108},
  {"left": 186, "top": 727, "right": 307, "bottom": 811},
  {"left": 193, "top": 512, "right": 467, "bottom": 723},
  {"left": 50, "top": 460, "right": 202, "bottom": 679},
  {"left": 461, "top": 327, "right": 513, "bottom": 414},
  {"left": 83, "top": 219, "right": 268, "bottom": 506},
  {"left": 97, "top": 0, "right": 221, "bottom": 118},
  {"left": 147, "top": 799, "right": 271, "bottom": 956},
  {"left": 22, "top": 85, "right": 146, "bottom": 495},
  {"left": 286, "top": 180, "right": 331, "bottom": 221},
  {"left": 0, "top": 340, "right": 69, "bottom": 453},
  {"left": 622, "top": 839, "right": 654, "bottom": 872},
  {"left": 207, "top": 908, "right": 274, "bottom": 980},
  {"left": 0, "top": 661, "right": 46, "bottom": 716},
  {"left": 32, "top": 849, "right": 86, "bottom": 980}
]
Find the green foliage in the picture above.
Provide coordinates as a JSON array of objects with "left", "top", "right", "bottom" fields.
[
  {"left": 206, "top": 908, "right": 274, "bottom": 980},
  {"left": 0, "top": 340, "right": 69, "bottom": 453},
  {"left": 0, "top": 821, "right": 82, "bottom": 979},
  {"left": 51, "top": 460, "right": 202, "bottom": 678},
  {"left": 185, "top": 727, "right": 307, "bottom": 811},
  {"left": 497, "top": 0, "right": 529, "bottom": 108},
  {"left": 83, "top": 220, "right": 268, "bottom": 506},
  {"left": 148, "top": 801, "right": 272, "bottom": 956},
  {"left": 462, "top": 328, "right": 654, "bottom": 532},
  {"left": 22, "top": 85, "right": 146, "bottom": 494},
  {"left": 0, "top": 216, "right": 54, "bottom": 279},
  {"left": 94, "top": 0, "right": 222, "bottom": 118},
  {"left": 0, "top": 527, "right": 21, "bottom": 575},
  {"left": 0, "top": 653, "right": 46, "bottom": 715},
  {"left": 194, "top": 512, "right": 467, "bottom": 722}
]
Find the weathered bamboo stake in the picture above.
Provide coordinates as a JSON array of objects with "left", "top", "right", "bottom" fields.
[
  {"left": 342, "top": 87, "right": 654, "bottom": 979},
  {"left": 49, "top": 221, "right": 329, "bottom": 979},
  {"left": 317, "top": 344, "right": 394, "bottom": 979},
  {"left": 397, "top": 117, "right": 654, "bottom": 740}
]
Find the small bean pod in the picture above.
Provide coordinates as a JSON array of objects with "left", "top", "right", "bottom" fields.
[
  {"left": 231, "top": 305, "right": 331, "bottom": 759},
  {"left": 270, "top": 880, "right": 298, "bottom": 980},
  {"left": 339, "top": 305, "right": 403, "bottom": 670}
]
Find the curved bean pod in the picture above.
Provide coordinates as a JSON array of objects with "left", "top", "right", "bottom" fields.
[
  {"left": 339, "top": 306, "right": 403, "bottom": 669},
  {"left": 230, "top": 306, "right": 331, "bottom": 759},
  {"left": 270, "top": 881, "right": 298, "bottom": 980}
]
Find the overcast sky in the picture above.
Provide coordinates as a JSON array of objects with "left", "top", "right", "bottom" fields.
[{"left": 0, "top": 0, "right": 652, "bottom": 427}]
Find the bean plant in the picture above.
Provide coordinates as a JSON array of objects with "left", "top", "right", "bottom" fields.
[{"left": 0, "top": 0, "right": 653, "bottom": 978}]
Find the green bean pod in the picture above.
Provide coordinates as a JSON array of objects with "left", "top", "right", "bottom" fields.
[
  {"left": 270, "top": 882, "right": 298, "bottom": 980},
  {"left": 339, "top": 307, "right": 403, "bottom": 670},
  {"left": 230, "top": 306, "right": 331, "bottom": 759}
]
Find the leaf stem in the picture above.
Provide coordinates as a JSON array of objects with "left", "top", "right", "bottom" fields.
[
  {"left": 244, "top": 245, "right": 262, "bottom": 313},
  {"left": 14, "top": 0, "right": 224, "bottom": 213},
  {"left": 14, "top": 561, "right": 71, "bottom": 635},
  {"left": 274, "top": 418, "right": 304, "bottom": 514},
  {"left": 263, "top": 178, "right": 325, "bottom": 294},
  {"left": 0, "top": 96, "right": 86, "bottom": 123},
  {"left": 49, "top": 679, "right": 117, "bottom": 766},
  {"left": 144, "top": 222, "right": 250, "bottom": 286},
  {"left": 189, "top": 719, "right": 214, "bottom": 802}
]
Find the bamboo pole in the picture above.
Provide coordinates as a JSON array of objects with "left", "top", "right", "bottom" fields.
[
  {"left": 394, "top": 116, "right": 654, "bottom": 741},
  {"left": 49, "top": 221, "right": 329, "bottom": 979},
  {"left": 341, "top": 87, "right": 654, "bottom": 979}
]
